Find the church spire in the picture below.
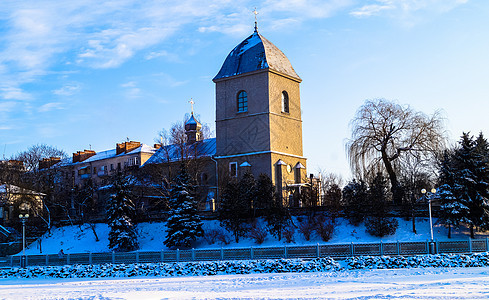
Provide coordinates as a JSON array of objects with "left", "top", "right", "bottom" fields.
[{"left": 253, "top": 8, "right": 259, "bottom": 33}]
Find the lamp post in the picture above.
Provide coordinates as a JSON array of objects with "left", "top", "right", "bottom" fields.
[
  {"left": 19, "top": 203, "right": 30, "bottom": 268},
  {"left": 421, "top": 188, "right": 437, "bottom": 254}
]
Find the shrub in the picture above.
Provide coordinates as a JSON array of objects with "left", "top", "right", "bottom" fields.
[
  {"left": 314, "top": 215, "right": 335, "bottom": 242},
  {"left": 365, "top": 216, "right": 399, "bottom": 237},
  {"left": 216, "top": 230, "right": 232, "bottom": 245},
  {"left": 249, "top": 225, "right": 267, "bottom": 244},
  {"left": 298, "top": 218, "right": 315, "bottom": 241},
  {"left": 283, "top": 226, "right": 295, "bottom": 243},
  {"left": 203, "top": 228, "right": 221, "bottom": 245}
]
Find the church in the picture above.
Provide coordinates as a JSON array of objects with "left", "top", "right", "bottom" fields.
[{"left": 145, "top": 23, "right": 309, "bottom": 207}]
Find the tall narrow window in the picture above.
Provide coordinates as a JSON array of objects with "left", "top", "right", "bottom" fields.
[
  {"left": 229, "top": 162, "right": 238, "bottom": 177},
  {"left": 237, "top": 90, "right": 248, "bottom": 112},
  {"left": 282, "top": 91, "right": 289, "bottom": 113}
]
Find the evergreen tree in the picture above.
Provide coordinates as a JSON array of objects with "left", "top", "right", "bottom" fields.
[
  {"left": 325, "top": 183, "right": 342, "bottom": 223},
  {"left": 365, "top": 173, "right": 399, "bottom": 237},
  {"left": 239, "top": 172, "right": 257, "bottom": 218},
  {"left": 107, "top": 173, "right": 139, "bottom": 252},
  {"left": 256, "top": 173, "right": 291, "bottom": 240},
  {"left": 437, "top": 150, "right": 469, "bottom": 238},
  {"left": 451, "top": 133, "right": 489, "bottom": 237},
  {"left": 164, "top": 164, "right": 204, "bottom": 249},
  {"left": 218, "top": 178, "right": 251, "bottom": 243},
  {"left": 342, "top": 179, "right": 368, "bottom": 226}
]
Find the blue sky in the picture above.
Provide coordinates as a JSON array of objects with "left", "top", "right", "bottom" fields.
[{"left": 1, "top": 0, "right": 488, "bottom": 179}]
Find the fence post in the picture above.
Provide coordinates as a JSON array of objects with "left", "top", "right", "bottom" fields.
[
  {"left": 112, "top": 251, "right": 115, "bottom": 264},
  {"left": 426, "top": 240, "right": 429, "bottom": 255},
  {"left": 250, "top": 247, "right": 254, "bottom": 260},
  {"left": 397, "top": 241, "right": 400, "bottom": 255},
  {"left": 350, "top": 242, "right": 354, "bottom": 257},
  {"left": 25, "top": 255, "right": 28, "bottom": 267},
  {"left": 176, "top": 249, "right": 180, "bottom": 262},
  {"left": 380, "top": 241, "right": 383, "bottom": 256},
  {"left": 136, "top": 251, "right": 139, "bottom": 263},
  {"left": 160, "top": 250, "right": 164, "bottom": 262},
  {"left": 46, "top": 254, "right": 49, "bottom": 266},
  {"left": 316, "top": 243, "right": 320, "bottom": 258},
  {"left": 469, "top": 238, "right": 473, "bottom": 253},
  {"left": 192, "top": 248, "right": 195, "bottom": 261},
  {"left": 284, "top": 246, "right": 287, "bottom": 259},
  {"left": 486, "top": 237, "right": 489, "bottom": 252},
  {"left": 67, "top": 254, "right": 70, "bottom": 265},
  {"left": 89, "top": 252, "right": 92, "bottom": 265},
  {"left": 435, "top": 240, "right": 439, "bottom": 254},
  {"left": 220, "top": 247, "right": 224, "bottom": 260},
  {"left": 10, "top": 256, "right": 13, "bottom": 267}
]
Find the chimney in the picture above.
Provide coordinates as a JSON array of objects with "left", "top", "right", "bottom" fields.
[
  {"left": 39, "top": 157, "right": 61, "bottom": 169},
  {"left": 116, "top": 141, "right": 141, "bottom": 155},
  {"left": 73, "top": 150, "right": 96, "bottom": 163}
]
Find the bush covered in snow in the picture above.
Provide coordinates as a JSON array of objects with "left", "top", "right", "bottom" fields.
[
  {"left": 346, "top": 252, "right": 489, "bottom": 269},
  {"left": 0, "top": 258, "right": 340, "bottom": 279},
  {"left": 3, "top": 252, "right": 489, "bottom": 279}
]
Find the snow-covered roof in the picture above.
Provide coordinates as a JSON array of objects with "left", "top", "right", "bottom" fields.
[
  {"left": 213, "top": 31, "right": 301, "bottom": 81},
  {"left": 49, "top": 144, "right": 156, "bottom": 168},
  {"left": 0, "top": 184, "right": 46, "bottom": 196},
  {"left": 144, "top": 138, "right": 216, "bottom": 165}
]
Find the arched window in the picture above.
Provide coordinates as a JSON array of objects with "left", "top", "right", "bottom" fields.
[
  {"left": 281, "top": 91, "right": 289, "bottom": 113},
  {"left": 237, "top": 90, "right": 248, "bottom": 112}
]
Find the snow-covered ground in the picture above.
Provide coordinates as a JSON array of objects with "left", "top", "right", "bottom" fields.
[
  {"left": 2, "top": 267, "right": 489, "bottom": 299},
  {"left": 25, "top": 217, "right": 486, "bottom": 255}
]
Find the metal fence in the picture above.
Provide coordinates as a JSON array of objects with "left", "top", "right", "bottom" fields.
[{"left": 3, "top": 238, "right": 489, "bottom": 268}]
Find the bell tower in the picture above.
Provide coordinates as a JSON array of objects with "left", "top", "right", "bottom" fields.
[{"left": 213, "top": 26, "right": 307, "bottom": 201}]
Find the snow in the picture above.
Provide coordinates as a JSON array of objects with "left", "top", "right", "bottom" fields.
[
  {"left": 2, "top": 267, "right": 489, "bottom": 299},
  {"left": 24, "top": 217, "right": 487, "bottom": 255}
]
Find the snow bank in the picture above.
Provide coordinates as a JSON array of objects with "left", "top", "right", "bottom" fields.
[
  {"left": 4, "top": 253, "right": 489, "bottom": 279},
  {"left": 27, "top": 217, "right": 469, "bottom": 255},
  {"left": 0, "top": 257, "right": 340, "bottom": 279},
  {"left": 346, "top": 252, "right": 489, "bottom": 269}
]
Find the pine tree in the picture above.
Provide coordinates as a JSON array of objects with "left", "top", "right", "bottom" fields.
[
  {"left": 218, "top": 178, "right": 251, "bottom": 243},
  {"left": 107, "top": 173, "right": 139, "bottom": 252},
  {"left": 452, "top": 133, "right": 489, "bottom": 238},
  {"left": 437, "top": 150, "right": 469, "bottom": 238},
  {"left": 164, "top": 164, "right": 204, "bottom": 249},
  {"left": 365, "top": 172, "right": 399, "bottom": 237},
  {"left": 256, "top": 173, "right": 291, "bottom": 240},
  {"left": 342, "top": 179, "right": 368, "bottom": 226},
  {"left": 239, "top": 172, "right": 257, "bottom": 218}
]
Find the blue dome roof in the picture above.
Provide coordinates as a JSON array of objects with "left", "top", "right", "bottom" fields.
[{"left": 213, "top": 31, "right": 301, "bottom": 81}]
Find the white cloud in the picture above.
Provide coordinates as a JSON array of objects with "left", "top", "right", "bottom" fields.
[
  {"left": 350, "top": 0, "right": 469, "bottom": 20},
  {"left": 53, "top": 84, "right": 81, "bottom": 96},
  {"left": 121, "top": 81, "right": 142, "bottom": 98},
  {"left": 350, "top": 3, "right": 395, "bottom": 17},
  {"left": 0, "top": 101, "right": 17, "bottom": 113},
  {"left": 38, "top": 102, "right": 64, "bottom": 112},
  {"left": 0, "top": 87, "right": 32, "bottom": 100}
]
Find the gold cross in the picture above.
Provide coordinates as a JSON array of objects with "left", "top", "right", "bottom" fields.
[{"left": 189, "top": 98, "right": 195, "bottom": 114}]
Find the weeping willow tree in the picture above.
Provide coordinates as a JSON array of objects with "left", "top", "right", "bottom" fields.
[{"left": 346, "top": 99, "right": 446, "bottom": 204}]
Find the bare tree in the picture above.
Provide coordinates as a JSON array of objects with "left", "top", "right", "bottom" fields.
[
  {"left": 14, "top": 144, "right": 67, "bottom": 172},
  {"left": 346, "top": 99, "right": 446, "bottom": 204}
]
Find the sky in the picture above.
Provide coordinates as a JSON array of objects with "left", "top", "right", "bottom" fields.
[{"left": 0, "top": 0, "right": 488, "bottom": 180}]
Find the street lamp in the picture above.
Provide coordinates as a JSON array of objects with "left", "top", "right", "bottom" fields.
[
  {"left": 421, "top": 188, "right": 437, "bottom": 254},
  {"left": 19, "top": 203, "right": 30, "bottom": 268}
]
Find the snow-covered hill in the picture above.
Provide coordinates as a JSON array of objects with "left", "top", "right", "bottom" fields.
[{"left": 24, "top": 217, "right": 488, "bottom": 255}]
